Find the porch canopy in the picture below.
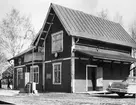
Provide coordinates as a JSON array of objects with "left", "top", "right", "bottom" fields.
[{"left": 74, "top": 45, "right": 136, "bottom": 63}]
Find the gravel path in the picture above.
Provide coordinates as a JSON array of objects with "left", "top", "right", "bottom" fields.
[{"left": 0, "top": 92, "right": 135, "bottom": 105}]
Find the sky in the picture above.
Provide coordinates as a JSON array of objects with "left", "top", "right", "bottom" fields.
[{"left": 0, "top": 0, "right": 136, "bottom": 33}]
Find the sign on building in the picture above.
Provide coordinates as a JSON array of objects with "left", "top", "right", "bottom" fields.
[{"left": 51, "top": 31, "right": 63, "bottom": 53}]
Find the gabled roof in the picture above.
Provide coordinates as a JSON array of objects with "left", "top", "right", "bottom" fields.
[{"left": 34, "top": 3, "right": 136, "bottom": 48}]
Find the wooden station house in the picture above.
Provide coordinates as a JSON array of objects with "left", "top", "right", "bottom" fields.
[{"left": 9, "top": 3, "right": 136, "bottom": 93}]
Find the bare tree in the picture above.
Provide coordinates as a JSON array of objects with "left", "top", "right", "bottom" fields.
[
  {"left": 129, "top": 20, "right": 136, "bottom": 40},
  {"left": 97, "top": 9, "right": 109, "bottom": 20},
  {"left": 0, "top": 51, "right": 9, "bottom": 73},
  {"left": 0, "top": 8, "right": 35, "bottom": 59},
  {"left": 113, "top": 12, "right": 123, "bottom": 26}
]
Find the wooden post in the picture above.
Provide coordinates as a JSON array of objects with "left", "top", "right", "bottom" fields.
[{"left": 71, "top": 37, "right": 75, "bottom": 93}]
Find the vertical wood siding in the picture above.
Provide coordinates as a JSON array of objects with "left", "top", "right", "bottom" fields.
[{"left": 45, "top": 60, "right": 71, "bottom": 92}]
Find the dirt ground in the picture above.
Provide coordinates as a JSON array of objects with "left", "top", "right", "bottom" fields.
[{"left": 0, "top": 92, "right": 135, "bottom": 105}]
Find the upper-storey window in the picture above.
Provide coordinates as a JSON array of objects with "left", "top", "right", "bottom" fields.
[{"left": 51, "top": 31, "right": 63, "bottom": 53}]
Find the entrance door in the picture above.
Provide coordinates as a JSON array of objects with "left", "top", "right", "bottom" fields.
[
  {"left": 86, "top": 65, "right": 97, "bottom": 91},
  {"left": 17, "top": 68, "right": 23, "bottom": 89}
]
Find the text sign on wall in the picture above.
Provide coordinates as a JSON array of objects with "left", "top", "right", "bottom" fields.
[
  {"left": 52, "top": 31, "right": 63, "bottom": 53},
  {"left": 46, "top": 73, "right": 51, "bottom": 79}
]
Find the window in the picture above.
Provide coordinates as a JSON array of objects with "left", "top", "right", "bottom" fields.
[
  {"left": 30, "top": 65, "right": 39, "bottom": 84},
  {"left": 52, "top": 31, "right": 63, "bottom": 53},
  {"left": 53, "top": 62, "right": 62, "bottom": 84}
]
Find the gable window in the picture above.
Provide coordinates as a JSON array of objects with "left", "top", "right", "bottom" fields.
[
  {"left": 51, "top": 31, "right": 63, "bottom": 53},
  {"left": 30, "top": 65, "right": 39, "bottom": 84},
  {"left": 53, "top": 62, "right": 62, "bottom": 84}
]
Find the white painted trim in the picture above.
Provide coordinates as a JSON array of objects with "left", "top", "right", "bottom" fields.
[
  {"left": 61, "top": 57, "right": 71, "bottom": 61},
  {"left": 25, "top": 62, "right": 42, "bottom": 65},
  {"left": 86, "top": 65, "right": 97, "bottom": 68},
  {"left": 52, "top": 62, "right": 62, "bottom": 85},
  {"left": 71, "top": 37, "right": 75, "bottom": 93},
  {"left": 44, "top": 60, "right": 52, "bottom": 63},
  {"left": 14, "top": 65, "right": 25, "bottom": 68},
  {"left": 86, "top": 65, "right": 97, "bottom": 92},
  {"left": 44, "top": 57, "right": 72, "bottom": 63},
  {"left": 30, "top": 65, "right": 39, "bottom": 84}
]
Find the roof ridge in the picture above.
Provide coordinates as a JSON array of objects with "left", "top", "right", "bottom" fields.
[
  {"left": 51, "top": 3, "right": 136, "bottom": 48},
  {"left": 51, "top": 3, "right": 119, "bottom": 25}
]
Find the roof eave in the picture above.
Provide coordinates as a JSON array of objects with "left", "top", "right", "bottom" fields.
[
  {"left": 70, "top": 31, "right": 136, "bottom": 49},
  {"left": 31, "top": 29, "right": 42, "bottom": 46}
]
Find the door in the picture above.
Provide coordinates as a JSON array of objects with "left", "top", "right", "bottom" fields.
[
  {"left": 17, "top": 68, "right": 23, "bottom": 89},
  {"left": 86, "top": 65, "right": 97, "bottom": 91}
]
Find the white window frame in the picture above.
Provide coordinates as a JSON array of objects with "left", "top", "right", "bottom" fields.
[
  {"left": 51, "top": 31, "right": 63, "bottom": 53},
  {"left": 17, "top": 68, "right": 23, "bottom": 87},
  {"left": 52, "top": 62, "right": 62, "bottom": 85},
  {"left": 30, "top": 65, "right": 39, "bottom": 84}
]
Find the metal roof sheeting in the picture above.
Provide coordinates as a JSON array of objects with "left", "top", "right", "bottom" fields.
[
  {"left": 51, "top": 3, "right": 136, "bottom": 48},
  {"left": 78, "top": 49, "right": 136, "bottom": 62},
  {"left": 76, "top": 46, "right": 136, "bottom": 62}
]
